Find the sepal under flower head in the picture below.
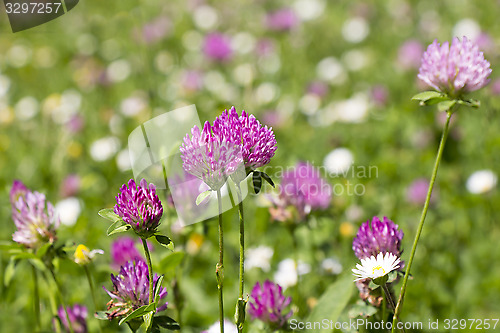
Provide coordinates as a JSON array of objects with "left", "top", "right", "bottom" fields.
[
  {"left": 180, "top": 121, "right": 243, "bottom": 190},
  {"left": 104, "top": 260, "right": 167, "bottom": 320},
  {"left": 418, "top": 37, "right": 492, "bottom": 97},
  {"left": 352, "top": 216, "right": 404, "bottom": 261},
  {"left": 114, "top": 179, "right": 163, "bottom": 239},
  {"left": 248, "top": 280, "right": 292, "bottom": 329},
  {"left": 11, "top": 181, "right": 59, "bottom": 249}
]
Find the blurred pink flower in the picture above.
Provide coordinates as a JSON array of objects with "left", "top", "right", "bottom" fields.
[
  {"left": 398, "top": 39, "right": 424, "bottom": 70},
  {"left": 265, "top": 8, "right": 298, "bottom": 31},
  {"left": 203, "top": 33, "right": 233, "bottom": 61},
  {"left": 60, "top": 174, "right": 81, "bottom": 198}
]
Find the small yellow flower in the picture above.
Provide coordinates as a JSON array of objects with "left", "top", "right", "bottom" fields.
[{"left": 74, "top": 244, "right": 104, "bottom": 265}]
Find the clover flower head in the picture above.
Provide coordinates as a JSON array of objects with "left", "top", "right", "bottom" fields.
[
  {"left": 213, "top": 106, "right": 277, "bottom": 171},
  {"left": 10, "top": 179, "right": 28, "bottom": 206},
  {"left": 11, "top": 181, "right": 59, "bottom": 249},
  {"left": 269, "top": 162, "right": 331, "bottom": 223},
  {"left": 110, "top": 237, "right": 145, "bottom": 269},
  {"left": 352, "top": 216, "right": 404, "bottom": 261},
  {"left": 418, "top": 37, "right": 492, "bottom": 97},
  {"left": 248, "top": 280, "right": 292, "bottom": 329},
  {"left": 103, "top": 260, "right": 167, "bottom": 320},
  {"left": 180, "top": 121, "right": 243, "bottom": 191},
  {"left": 57, "top": 304, "right": 88, "bottom": 333},
  {"left": 114, "top": 179, "right": 163, "bottom": 239}
]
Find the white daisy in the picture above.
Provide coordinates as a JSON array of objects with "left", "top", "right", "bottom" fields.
[{"left": 352, "top": 252, "right": 400, "bottom": 282}]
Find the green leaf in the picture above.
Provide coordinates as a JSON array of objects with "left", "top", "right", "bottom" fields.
[
  {"left": 252, "top": 171, "right": 262, "bottom": 194},
  {"left": 260, "top": 172, "right": 275, "bottom": 188},
  {"left": 144, "top": 311, "right": 154, "bottom": 332},
  {"left": 98, "top": 208, "right": 122, "bottom": 223},
  {"left": 159, "top": 252, "right": 185, "bottom": 272},
  {"left": 12, "top": 252, "right": 38, "bottom": 260},
  {"left": 94, "top": 311, "right": 108, "bottom": 320},
  {"left": 155, "top": 235, "right": 174, "bottom": 251},
  {"left": 153, "top": 316, "right": 181, "bottom": 330},
  {"left": 4, "top": 257, "right": 16, "bottom": 287},
  {"left": 29, "top": 258, "right": 46, "bottom": 272},
  {"left": 411, "top": 91, "right": 444, "bottom": 102},
  {"left": 36, "top": 243, "right": 51, "bottom": 258},
  {"left": 154, "top": 275, "right": 164, "bottom": 304},
  {"left": 195, "top": 190, "right": 211, "bottom": 205},
  {"left": 108, "top": 224, "right": 132, "bottom": 236},
  {"left": 437, "top": 100, "right": 456, "bottom": 112},
  {"left": 119, "top": 303, "right": 156, "bottom": 325},
  {"left": 387, "top": 271, "right": 398, "bottom": 284},
  {"left": 457, "top": 98, "right": 480, "bottom": 108},
  {"left": 306, "top": 274, "right": 354, "bottom": 332},
  {"left": 348, "top": 301, "right": 378, "bottom": 318},
  {"left": 0, "top": 241, "right": 22, "bottom": 252}
]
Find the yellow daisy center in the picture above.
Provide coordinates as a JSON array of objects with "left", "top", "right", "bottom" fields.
[{"left": 372, "top": 265, "right": 386, "bottom": 276}]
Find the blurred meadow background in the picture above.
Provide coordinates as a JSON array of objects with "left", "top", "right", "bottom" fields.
[{"left": 1, "top": 0, "right": 500, "bottom": 332}]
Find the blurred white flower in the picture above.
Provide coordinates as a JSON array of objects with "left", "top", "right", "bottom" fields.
[
  {"left": 182, "top": 30, "right": 203, "bottom": 52},
  {"left": 15, "top": 96, "right": 38, "bottom": 121},
  {"left": 342, "top": 49, "right": 368, "bottom": 71},
  {"left": 258, "top": 53, "right": 281, "bottom": 74},
  {"left": 7, "top": 45, "right": 31, "bottom": 68},
  {"left": 107, "top": 59, "right": 131, "bottom": 82},
  {"left": 345, "top": 204, "right": 364, "bottom": 221},
  {"left": 322, "top": 257, "right": 343, "bottom": 275},
  {"left": 55, "top": 197, "right": 82, "bottom": 226},
  {"left": 116, "top": 149, "right": 132, "bottom": 172},
  {"left": 299, "top": 94, "right": 321, "bottom": 116},
  {"left": 245, "top": 246, "right": 274, "bottom": 272},
  {"left": 316, "top": 57, "right": 347, "bottom": 85},
  {"left": 50, "top": 90, "right": 82, "bottom": 124},
  {"left": 0, "top": 75, "right": 11, "bottom": 97},
  {"left": 323, "top": 148, "right": 354, "bottom": 175},
  {"left": 274, "top": 258, "right": 311, "bottom": 289},
  {"left": 120, "top": 93, "right": 148, "bottom": 117},
  {"left": 232, "top": 32, "right": 256, "bottom": 55},
  {"left": 90, "top": 136, "right": 121, "bottom": 162},
  {"left": 342, "top": 17, "right": 369, "bottom": 43},
  {"left": 193, "top": 5, "right": 218, "bottom": 30},
  {"left": 203, "top": 319, "right": 237, "bottom": 333},
  {"left": 255, "top": 82, "right": 279, "bottom": 105},
  {"left": 466, "top": 170, "right": 497, "bottom": 194},
  {"left": 332, "top": 93, "right": 370, "bottom": 123},
  {"left": 233, "top": 63, "right": 255, "bottom": 86},
  {"left": 293, "top": 0, "right": 325, "bottom": 21},
  {"left": 453, "top": 18, "right": 481, "bottom": 40}
]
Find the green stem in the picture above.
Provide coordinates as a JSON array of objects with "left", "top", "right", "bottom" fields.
[
  {"left": 50, "top": 269, "right": 75, "bottom": 333},
  {"left": 235, "top": 184, "right": 245, "bottom": 332},
  {"left": 216, "top": 189, "right": 225, "bottom": 333},
  {"left": 84, "top": 265, "right": 104, "bottom": 333},
  {"left": 381, "top": 286, "right": 387, "bottom": 322},
  {"left": 47, "top": 279, "right": 62, "bottom": 333},
  {"left": 288, "top": 225, "right": 300, "bottom": 314},
  {"left": 391, "top": 111, "right": 453, "bottom": 332},
  {"left": 32, "top": 264, "right": 41, "bottom": 332},
  {"left": 142, "top": 238, "right": 154, "bottom": 305}
]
